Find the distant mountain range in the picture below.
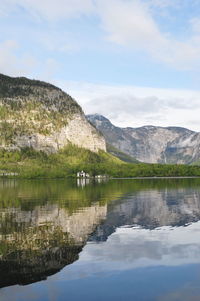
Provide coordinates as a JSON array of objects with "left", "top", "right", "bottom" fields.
[{"left": 87, "top": 114, "right": 200, "bottom": 164}]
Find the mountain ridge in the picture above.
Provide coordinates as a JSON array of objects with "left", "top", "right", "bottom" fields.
[{"left": 87, "top": 114, "right": 200, "bottom": 164}]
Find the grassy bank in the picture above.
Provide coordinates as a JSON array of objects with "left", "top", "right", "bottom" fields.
[{"left": 1, "top": 145, "right": 200, "bottom": 178}]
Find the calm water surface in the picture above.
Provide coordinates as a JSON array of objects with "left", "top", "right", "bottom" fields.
[{"left": 1, "top": 178, "right": 200, "bottom": 301}]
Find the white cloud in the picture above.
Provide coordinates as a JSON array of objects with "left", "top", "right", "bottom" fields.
[
  {"left": 148, "top": 0, "right": 178, "bottom": 8},
  {"left": 97, "top": 0, "right": 165, "bottom": 48},
  {"left": 80, "top": 222, "right": 200, "bottom": 268},
  {"left": 2, "top": 0, "right": 95, "bottom": 20},
  {"left": 0, "top": 39, "right": 60, "bottom": 81},
  {"left": 147, "top": 0, "right": 186, "bottom": 10},
  {"left": 0, "top": 40, "right": 37, "bottom": 76},
  {"left": 190, "top": 17, "right": 200, "bottom": 33},
  {"left": 2, "top": 0, "right": 200, "bottom": 68},
  {"left": 96, "top": 0, "right": 200, "bottom": 69},
  {"left": 56, "top": 80, "right": 200, "bottom": 131}
]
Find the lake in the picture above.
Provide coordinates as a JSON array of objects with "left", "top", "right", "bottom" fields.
[{"left": 1, "top": 178, "right": 200, "bottom": 301}]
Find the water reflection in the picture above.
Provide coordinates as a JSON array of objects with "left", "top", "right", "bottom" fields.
[
  {"left": 0, "top": 194, "right": 107, "bottom": 286},
  {"left": 83, "top": 223, "right": 200, "bottom": 272},
  {"left": 1, "top": 178, "right": 200, "bottom": 300},
  {"left": 77, "top": 177, "right": 108, "bottom": 188},
  {"left": 77, "top": 178, "right": 90, "bottom": 187},
  {"left": 90, "top": 187, "right": 200, "bottom": 241}
]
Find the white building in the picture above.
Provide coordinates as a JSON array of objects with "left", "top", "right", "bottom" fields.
[{"left": 77, "top": 171, "right": 90, "bottom": 178}]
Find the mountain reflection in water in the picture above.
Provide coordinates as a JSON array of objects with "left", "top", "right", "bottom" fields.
[{"left": 1, "top": 178, "right": 200, "bottom": 300}]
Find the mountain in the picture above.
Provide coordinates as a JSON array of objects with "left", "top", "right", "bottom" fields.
[
  {"left": 87, "top": 114, "right": 200, "bottom": 164},
  {"left": 0, "top": 74, "right": 106, "bottom": 153}
]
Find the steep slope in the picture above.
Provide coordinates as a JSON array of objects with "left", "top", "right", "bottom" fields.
[
  {"left": 87, "top": 114, "right": 200, "bottom": 164},
  {"left": 87, "top": 114, "right": 139, "bottom": 162},
  {"left": 0, "top": 74, "right": 106, "bottom": 153},
  {"left": 106, "top": 143, "right": 139, "bottom": 163}
]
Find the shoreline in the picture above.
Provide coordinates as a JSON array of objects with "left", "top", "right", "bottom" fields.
[
  {"left": 112, "top": 176, "right": 200, "bottom": 180},
  {"left": 0, "top": 176, "right": 200, "bottom": 180}
]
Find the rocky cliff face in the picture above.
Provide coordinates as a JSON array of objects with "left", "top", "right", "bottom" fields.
[
  {"left": 0, "top": 74, "right": 106, "bottom": 153},
  {"left": 87, "top": 114, "right": 200, "bottom": 164}
]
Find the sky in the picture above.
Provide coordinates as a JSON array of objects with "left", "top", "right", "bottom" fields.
[{"left": 1, "top": 0, "right": 200, "bottom": 130}]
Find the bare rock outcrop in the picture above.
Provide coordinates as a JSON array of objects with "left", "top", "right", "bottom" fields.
[{"left": 0, "top": 74, "right": 106, "bottom": 153}]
